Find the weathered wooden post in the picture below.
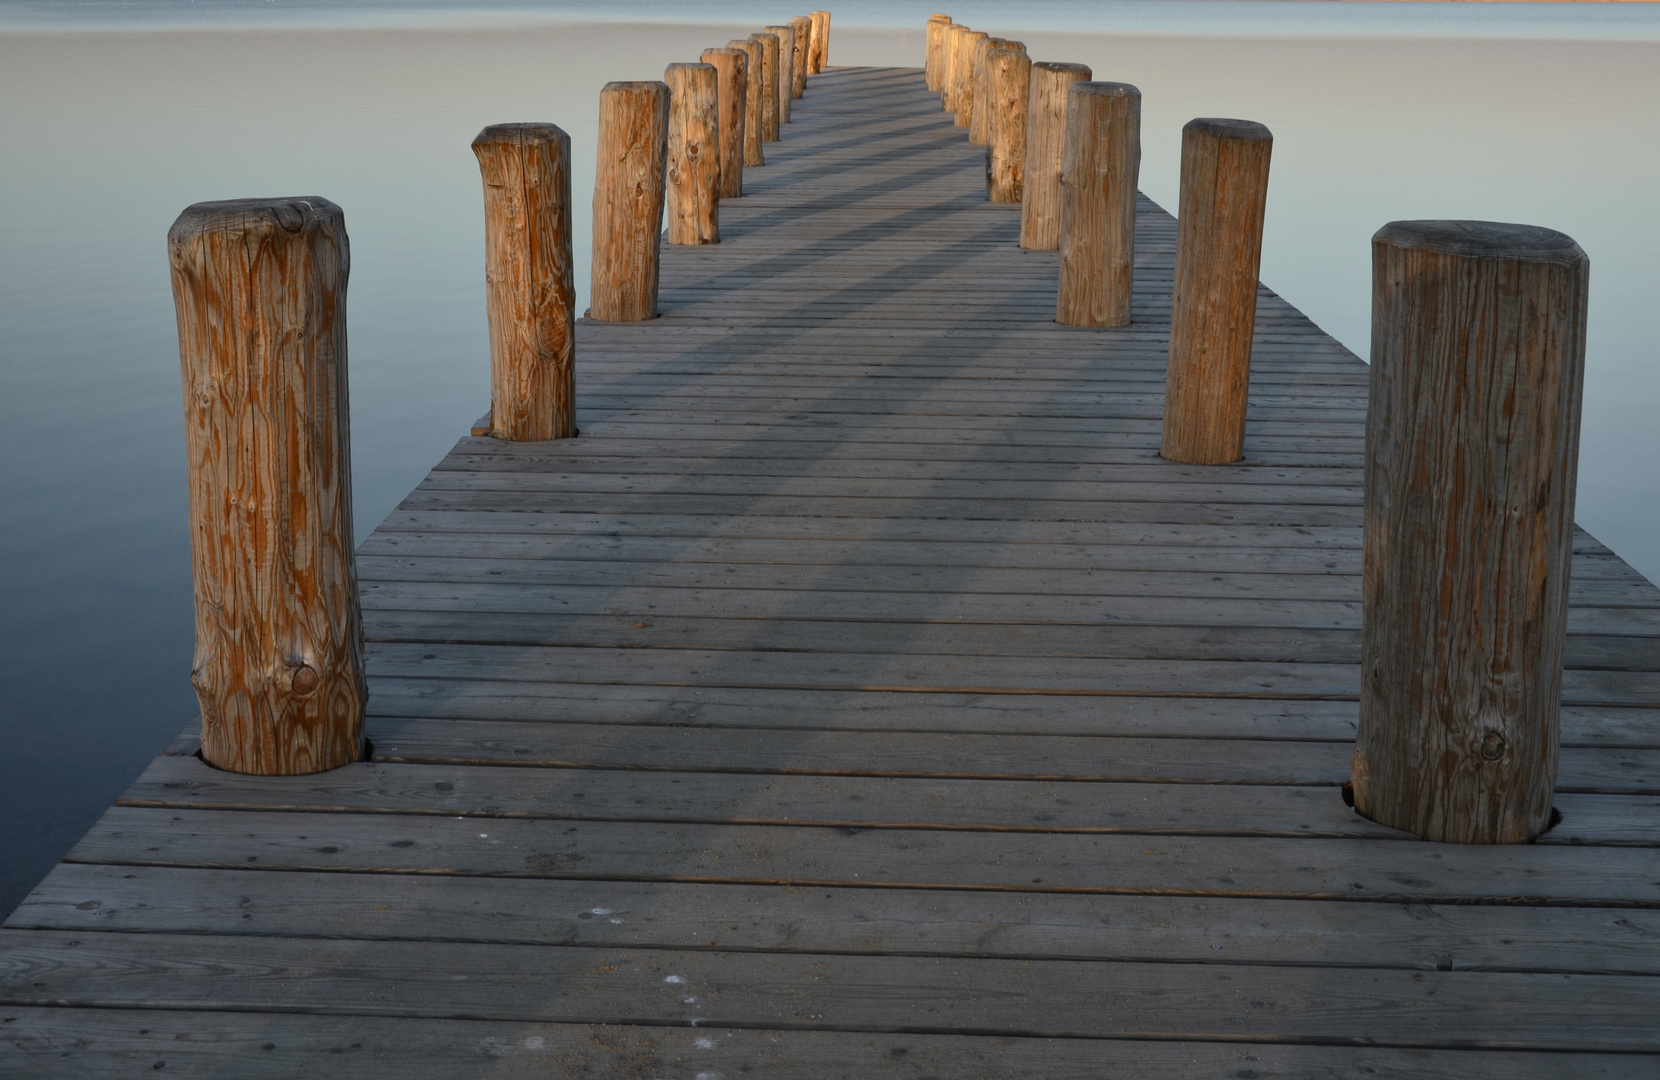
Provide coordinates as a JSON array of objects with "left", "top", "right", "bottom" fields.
[
  {"left": 940, "top": 24, "right": 965, "bottom": 112},
  {"left": 1353, "top": 221, "right": 1589, "bottom": 844},
  {"left": 1159, "top": 118, "right": 1272, "bottom": 464},
  {"left": 953, "top": 31, "right": 988, "bottom": 128},
  {"left": 1056, "top": 82, "right": 1141, "bottom": 327},
  {"left": 986, "top": 47, "right": 1031, "bottom": 203},
  {"left": 665, "top": 63, "right": 721, "bottom": 245},
  {"left": 749, "top": 32, "right": 781, "bottom": 142},
  {"left": 472, "top": 124, "right": 577, "bottom": 442},
  {"left": 810, "top": 11, "right": 830, "bottom": 72},
  {"left": 702, "top": 47, "right": 748, "bottom": 198},
  {"left": 789, "top": 17, "right": 811, "bottom": 98},
  {"left": 765, "top": 24, "right": 795, "bottom": 124},
  {"left": 1019, "top": 61, "right": 1092, "bottom": 249},
  {"left": 168, "top": 196, "right": 366, "bottom": 775},
  {"left": 969, "top": 37, "right": 1019, "bottom": 146},
  {"left": 926, "top": 14, "right": 952, "bottom": 93},
  {"left": 727, "top": 39, "right": 766, "bottom": 167},
  {"left": 590, "top": 81, "right": 670, "bottom": 322}
]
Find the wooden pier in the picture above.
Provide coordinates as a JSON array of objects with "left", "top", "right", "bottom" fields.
[{"left": 6, "top": 66, "right": 1660, "bottom": 1077}]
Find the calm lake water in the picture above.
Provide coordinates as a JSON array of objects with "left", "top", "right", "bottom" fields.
[{"left": 2, "top": 1, "right": 1657, "bottom": 915}]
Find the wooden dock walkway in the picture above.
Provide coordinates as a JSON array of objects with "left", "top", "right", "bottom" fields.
[{"left": 6, "top": 66, "right": 1660, "bottom": 1077}]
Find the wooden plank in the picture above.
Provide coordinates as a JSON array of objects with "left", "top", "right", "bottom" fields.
[
  {"left": 64, "top": 807, "right": 1660, "bottom": 906},
  {"left": 3, "top": 1006, "right": 1653, "bottom": 1079},
  {"left": 115, "top": 755, "right": 1659, "bottom": 844},
  {"left": 20, "top": 862, "right": 1660, "bottom": 975},
  {"left": 6, "top": 928, "right": 1660, "bottom": 1050}
]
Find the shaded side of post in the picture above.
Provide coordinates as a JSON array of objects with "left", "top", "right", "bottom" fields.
[
  {"left": 986, "top": 47, "right": 1030, "bottom": 203},
  {"left": 1057, "top": 82, "right": 1141, "bottom": 327},
  {"left": 168, "top": 196, "right": 366, "bottom": 775},
  {"left": 473, "top": 124, "right": 577, "bottom": 442},
  {"left": 1354, "top": 220, "right": 1589, "bottom": 844},
  {"left": 665, "top": 63, "right": 721, "bottom": 245},
  {"left": 789, "top": 17, "right": 811, "bottom": 98},
  {"left": 727, "top": 38, "right": 766, "bottom": 167},
  {"left": 925, "top": 14, "right": 951, "bottom": 93},
  {"left": 749, "top": 32, "right": 780, "bottom": 142},
  {"left": 1160, "top": 118, "right": 1272, "bottom": 464},
  {"left": 1019, "top": 61, "right": 1091, "bottom": 249},
  {"left": 590, "top": 81, "right": 670, "bottom": 322},
  {"left": 702, "top": 48, "right": 748, "bottom": 198},
  {"left": 765, "top": 24, "right": 795, "bottom": 125}
]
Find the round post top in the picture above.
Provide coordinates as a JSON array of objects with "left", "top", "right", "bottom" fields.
[
  {"left": 1072, "top": 81, "right": 1140, "bottom": 100},
  {"left": 1185, "top": 117, "right": 1272, "bottom": 142},
  {"left": 1374, "top": 220, "right": 1586, "bottom": 266}
]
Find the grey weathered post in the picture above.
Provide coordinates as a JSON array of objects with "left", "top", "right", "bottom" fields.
[
  {"left": 1019, "top": 61, "right": 1091, "bottom": 249},
  {"left": 168, "top": 196, "right": 367, "bottom": 775},
  {"left": 1159, "top": 118, "right": 1272, "bottom": 464},
  {"left": 590, "top": 81, "right": 670, "bottom": 322},
  {"left": 472, "top": 125, "right": 577, "bottom": 440},
  {"left": 1056, "top": 82, "right": 1141, "bottom": 327},
  {"left": 1353, "top": 221, "right": 1589, "bottom": 844},
  {"left": 765, "top": 24, "right": 795, "bottom": 124}
]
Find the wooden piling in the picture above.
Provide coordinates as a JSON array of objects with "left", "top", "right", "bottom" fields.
[
  {"left": 810, "top": 11, "right": 830, "bottom": 72},
  {"left": 925, "top": 14, "right": 951, "bottom": 93},
  {"left": 986, "top": 47, "right": 1031, "bottom": 203},
  {"left": 1056, "top": 82, "right": 1141, "bottom": 327},
  {"left": 969, "top": 37, "right": 1017, "bottom": 146},
  {"left": 789, "top": 17, "right": 811, "bottom": 98},
  {"left": 471, "top": 124, "right": 577, "bottom": 443},
  {"left": 590, "top": 81, "right": 670, "bottom": 322},
  {"left": 953, "top": 31, "right": 988, "bottom": 128},
  {"left": 765, "top": 25, "right": 795, "bottom": 124},
  {"left": 1159, "top": 118, "right": 1272, "bottom": 464},
  {"left": 1353, "top": 221, "right": 1589, "bottom": 845},
  {"left": 727, "top": 39, "right": 766, "bottom": 167},
  {"left": 749, "top": 33, "right": 781, "bottom": 142},
  {"left": 940, "top": 25, "right": 965, "bottom": 112},
  {"left": 701, "top": 47, "right": 748, "bottom": 198},
  {"left": 1019, "top": 61, "right": 1091, "bottom": 249},
  {"left": 167, "top": 196, "right": 367, "bottom": 775},
  {"left": 664, "top": 63, "right": 721, "bottom": 245}
]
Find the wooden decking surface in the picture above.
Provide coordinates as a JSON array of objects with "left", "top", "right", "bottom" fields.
[{"left": 6, "top": 66, "right": 1660, "bottom": 1077}]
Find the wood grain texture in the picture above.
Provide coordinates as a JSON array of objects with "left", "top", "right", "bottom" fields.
[
  {"left": 589, "top": 81, "right": 670, "bottom": 322},
  {"left": 952, "top": 31, "right": 988, "bottom": 129},
  {"left": 1161, "top": 117, "right": 1273, "bottom": 464},
  {"left": 700, "top": 48, "right": 747, "bottom": 199},
  {"left": 472, "top": 126, "right": 577, "bottom": 441},
  {"left": 925, "top": 14, "right": 951, "bottom": 93},
  {"left": 749, "top": 33, "right": 780, "bottom": 142},
  {"left": 664, "top": 63, "right": 721, "bottom": 246},
  {"left": 765, "top": 25, "right": 795, "bottom": 124},
  {"left": 940, "top": 24, "right": 964, "bottom": 111},
  {"left": 1019, "top": 61, "right": 1091, "bottom": 249},
  {"left": 726, "top": 39, "right": 766, "bottom": 167},
  {"left": 789, "top": 16, "right": 811, "bottom": 98},
  {"left": 1056, "top": 82, "right": 1141, "bottom": 327},
  {"left": 810, "top": 11, "right": 830, "bottom": 73},
  {"left": 167, "top": 196, "right": 366, "bottom": 775},
  {"left": 1354, "top": 221, "right": 1590, "bottom": 844},
  {"left": 969, "top": 37, "right": 1019, "bottom": 146},
  {"left": 986, "top": 47, "right": 1031, "bottom": 203}
]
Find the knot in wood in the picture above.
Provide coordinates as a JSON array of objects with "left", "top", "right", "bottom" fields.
[
  {"left": 291, "top": 665, "right": 321, "bottom": 696},
  {"left": 1479, "top": 729, "right": 1508, "bottom": 761}
]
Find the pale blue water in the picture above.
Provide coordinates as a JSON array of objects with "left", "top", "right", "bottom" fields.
[{"left": 3, "top": 2, "right": 1658, "bottom": 916}]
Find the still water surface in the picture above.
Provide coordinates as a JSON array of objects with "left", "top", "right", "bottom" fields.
[{"left": 2, "top": 1, "right": 1657, "bottom": 914}]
